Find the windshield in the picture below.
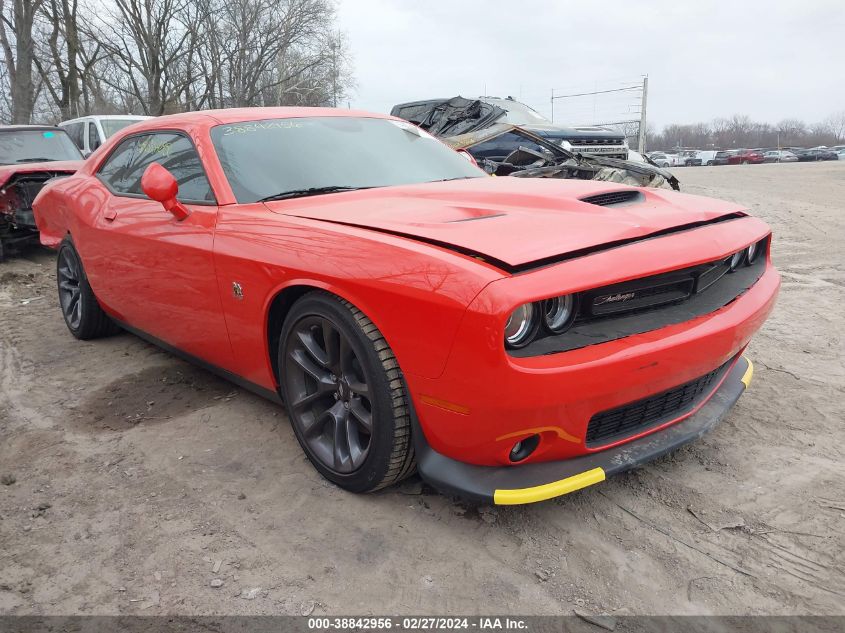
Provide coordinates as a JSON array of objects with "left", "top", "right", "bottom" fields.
[
  {"left": 211, "top": 117, "right": 485, "bottom": 203},
  {"left": 100, "top": 118, "right": 147, "bottom": 138},
  {"left": 481, "top": 99, "right": 551, "bottom": 125},
  {"left": 0, "top": 129, "right": 82, "bottom": 165}
]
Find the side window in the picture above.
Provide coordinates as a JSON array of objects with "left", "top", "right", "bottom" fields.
[
  {"left": 98, "top": 132, "right": 214, "bottom": 203},
  {"left": 470, "top": 132, "right": 545, "bottom": 161},
  {"left": 87, "top": 123, "right": 101, "bottom": 152},
  {"left": 64, "top": 123, "right": 85, "bottom": 150}
]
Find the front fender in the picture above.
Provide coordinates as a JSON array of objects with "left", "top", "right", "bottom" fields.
[{"left": 212, "top": 207, "right": 503, "bottom": 389}]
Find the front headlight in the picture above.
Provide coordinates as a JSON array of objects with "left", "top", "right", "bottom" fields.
[
  {"left": 745, "top": 239, "right": 765, "bottom": 265},
  {"left": 504, "top": 303, "right": 539, "bottom": 349},
  {"left": 728, "top": 250, "right": 745, "bottom": 271},
  {"left": 746, "top": 242, "right": 757, "bottom": 264},
  {"left": 543, "top": 294, "right": 577, "bottom": 333}
]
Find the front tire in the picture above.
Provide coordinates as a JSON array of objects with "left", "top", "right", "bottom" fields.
[
  {"left": 57, "top": 239, "right": 118, "bottom": 339},
  {"left": 278, "top": 291, "right": 415, "bottom": 493}
]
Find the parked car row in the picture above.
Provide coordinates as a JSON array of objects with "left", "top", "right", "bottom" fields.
[
  {"left": 648, "top": 145, "right": 844, "bottom": 167},
  {"left": 390, "top": 96, "right": 678, "bottom": 190}
]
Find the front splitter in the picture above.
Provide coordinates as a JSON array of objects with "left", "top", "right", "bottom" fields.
[{"left": 412, "top": 356, "right": 753, "bottom": 505}]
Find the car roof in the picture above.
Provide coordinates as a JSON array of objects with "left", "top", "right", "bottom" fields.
[
  {"left": 0, "top": 124, "right": 63, "bottom": 131},
  {"left": 122, "top": 107, "right": 393, "bottom": 131},
  {"left": 60, "top": 114, "right": 153, "bottom": 124}
]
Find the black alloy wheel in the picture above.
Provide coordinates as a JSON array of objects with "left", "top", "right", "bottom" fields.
[
  {"left": 56, "top": 239, "right": 118, "bottom": 339},
  {"left": 285, "top": 314, "right": 373, "bottom": 473},
  {"left": 279, "top": 292, "right": 415, "bottom": 492},
  {"left": 58, "top": 244, "right": 83, "bottom": 331}
]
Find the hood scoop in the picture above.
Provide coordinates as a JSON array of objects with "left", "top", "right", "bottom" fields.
[{"left": 580, "top": 190, "right": 644, "bottom": 207}]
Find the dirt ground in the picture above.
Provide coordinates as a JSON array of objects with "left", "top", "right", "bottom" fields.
[{"left": 1, "top": 162, "right": 843, "bottom": 617}]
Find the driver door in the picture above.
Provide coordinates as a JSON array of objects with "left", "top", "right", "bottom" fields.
[{"left": 84, "top": 131, "right": 234, "bottom": 370}]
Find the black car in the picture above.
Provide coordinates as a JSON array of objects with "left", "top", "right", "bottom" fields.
[
  {"left": 794, "top": 148, "right": 838, "bottom": 161},
  {"left": 391, "top": 96, "right": 629, "bottom": 160}
]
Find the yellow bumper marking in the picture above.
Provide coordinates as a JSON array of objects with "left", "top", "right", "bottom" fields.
[
  {"left": 493, "top": 467, "right": 606, "bottom": 505},
  {"left": 741, "top": 358, "right": 754, "bottom": 388}
]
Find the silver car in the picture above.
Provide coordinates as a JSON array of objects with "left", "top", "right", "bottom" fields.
[{"left": 763, "top": 150, "right": 798, "bottom": 163}]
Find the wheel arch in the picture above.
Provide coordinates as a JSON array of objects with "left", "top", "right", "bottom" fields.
[
  {"left": 264, "top": 280, "right": 394, "bottom": 387},
  {"left": 266, "top": 283, "right": 319, "bottom": 383}
]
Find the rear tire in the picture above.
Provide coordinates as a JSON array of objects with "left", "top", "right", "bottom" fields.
[
  {"left": 278, "top": 291, "right": 415, "bottom": 493},
  {"left": 57, "top": 239, "right": 118, "bottom": 340}
]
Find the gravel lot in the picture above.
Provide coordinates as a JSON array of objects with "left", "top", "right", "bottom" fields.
[{"left": 1, "top": 162, "right": 843, "bottom": 616}]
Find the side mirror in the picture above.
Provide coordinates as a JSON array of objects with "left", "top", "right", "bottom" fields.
[{"left": 141, "top": 163, "right": 190, "bottom": 220}]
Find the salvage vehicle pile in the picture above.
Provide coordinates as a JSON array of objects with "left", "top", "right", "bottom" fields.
[{"left": 393, "top": 96, "right": 679, "bottom": 190}]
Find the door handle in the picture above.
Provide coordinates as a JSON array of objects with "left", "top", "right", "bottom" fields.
[{"left": 104, "top": 208, "right": 117, "bottom": 221}]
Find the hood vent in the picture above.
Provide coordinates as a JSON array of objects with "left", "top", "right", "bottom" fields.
[{"left": 581, "top": 190, "right": 644, "bottom": 207}]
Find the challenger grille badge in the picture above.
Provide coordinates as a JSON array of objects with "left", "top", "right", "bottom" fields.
[
  {"left": 232, "top": 282, "right": 244, "bottom": 300},
  {"left": 594, "top": 291, "right": 636, "bottom": 306}
]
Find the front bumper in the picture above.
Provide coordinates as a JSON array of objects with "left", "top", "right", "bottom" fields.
[{"left": 414, "top": 356, "right": 753, "bottom": 505}]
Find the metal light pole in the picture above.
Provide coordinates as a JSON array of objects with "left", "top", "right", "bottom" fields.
[
  {"left": 637, "top": 76, "right": 649, "bottom": 153},
  {"left": 331, "top": 41, "right": 338, "bottom": 108}
]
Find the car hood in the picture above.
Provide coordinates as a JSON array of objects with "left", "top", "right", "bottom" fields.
[
  {"left": 520, "top": 124, "right": 624, "bottom": 141},
  {"left": 0, "top": 160, "right": 83, "bottom": 188},
  {"left": 265, "top": 177, "right": 744, "bottom": 270}
]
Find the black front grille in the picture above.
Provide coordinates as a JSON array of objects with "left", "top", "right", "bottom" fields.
[
  {"left": 571, "top": 137, "right": 626, "bottom": 145},
  {"left": 581, "top": 190, "right": 644, "bottom": 207},
  {"left": 585, "top": 359, "right": 732, "bottom": 447}
]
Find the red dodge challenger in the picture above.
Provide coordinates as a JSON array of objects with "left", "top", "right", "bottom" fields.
[{"left": 33, "top": 108, "right": 779, "bottom": 504}]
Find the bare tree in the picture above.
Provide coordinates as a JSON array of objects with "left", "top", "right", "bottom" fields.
[
  {"left": 823, "top": 111, "right": 845, "bottom": 141},
  {"left": 650, "top": 113, "right": 845, "bottom": 151},
  {"left": 1, "top": 0, "right": 354, "bottom": 123},
  {"left": 0, "top": 59, "right": 11, "bottom": 120},
  {"left": 32, "top": 0, "right": 89, "bottom": 119},
  {"left": 92, "top": 0, "right": 204, "bottom": 115},
  {"left": 211, "top": 0, "right": 342, "bottom": 108},
  {"left": 0, "top": 0, "right": 46, "bottom": 123}
]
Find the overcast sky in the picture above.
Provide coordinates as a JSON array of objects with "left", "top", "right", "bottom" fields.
[{"left": 335, "top": 1, "right": 845, "bottom": 129}]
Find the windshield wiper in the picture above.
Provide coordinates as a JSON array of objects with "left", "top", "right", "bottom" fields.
[
  {"left": 429, "top": 176, "right": 478, "bottom": 183},
  {"left": 258, "top": 186, "right": 372, "bottom": 202},
  {"left": 16, "top": 157, "right": 55, "bottom": 163}
]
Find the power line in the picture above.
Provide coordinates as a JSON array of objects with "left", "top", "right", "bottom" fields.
[
  {"left": 551, "top": 85, "right": 641, "bottom": 100},
  {"left": 548, "top": 76, "right": 649, "bottom": 152}
]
